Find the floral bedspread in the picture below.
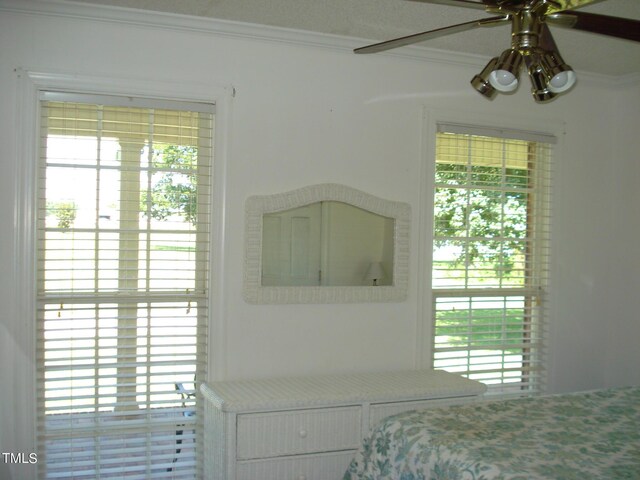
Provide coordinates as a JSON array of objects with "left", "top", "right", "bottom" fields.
[{"left": 344, "top": 386, "right": 640, "bottom": 480}]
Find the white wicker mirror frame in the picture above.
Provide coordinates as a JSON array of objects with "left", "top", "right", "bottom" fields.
[{"left": 243, "top": 183, "right": 411, "bottom": 304}]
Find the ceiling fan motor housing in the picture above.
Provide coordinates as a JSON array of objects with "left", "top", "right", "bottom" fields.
[{"left": 511, "top": 9, "right": 544, "bottom": 54}]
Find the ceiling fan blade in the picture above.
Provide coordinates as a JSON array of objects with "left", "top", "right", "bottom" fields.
[
  {"left": 546, "top": 11, "right": 640, "bottom": 43},
  {"left": 354, "top": 16, "right": 508, "bottom": 54},
  {"left": 538, "top": 22, "right": 559, "bottom": 51},
  {"left": 407, "top": 0, "right": 608, "bottom": 15},
  {"left": 543, "top": 0, "right": 608, "bottom": 14},
  {"left": 405, "top": 0, "right": 490, "bottom": 10}
]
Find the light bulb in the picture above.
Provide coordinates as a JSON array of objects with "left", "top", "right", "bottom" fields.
[
  {"left": 494, "top": 70, "right": 516, "bottom": 86},
  {"left": 548, "top": 70, "right": 576, "bottom": 93},
  {"left": 550, "top": 71, "right": 568, "bottom": 88},
  {"left": 489, "top": 70, "right": 518, "bottom": 92}
]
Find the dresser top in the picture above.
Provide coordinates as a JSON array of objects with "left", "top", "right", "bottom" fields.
[{"left": 201, "top": 369, "right": 486, "bottom": 412}]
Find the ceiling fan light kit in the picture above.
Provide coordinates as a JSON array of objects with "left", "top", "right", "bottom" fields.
[
  {"left": 471, "top": 57, "right": 499, "bottom": 98},
  {"left": 539, "top": 50, "right": 577, "bottom": 93},
  {"left": 355, "top": 0, "right": 640, "bottom": 104},
  {"left": 479, "top": 40, "right": 576, "bottom": 102},
  {"left": 527, "top": 56, "right": 558, "bottom": 102},
  {"left": 488, "top": 48, "right": 523, "bottom": 92}
]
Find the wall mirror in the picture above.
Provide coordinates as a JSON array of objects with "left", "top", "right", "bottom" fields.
[{"left": 243, "top": 184, "right": 410, "bottom": 304}]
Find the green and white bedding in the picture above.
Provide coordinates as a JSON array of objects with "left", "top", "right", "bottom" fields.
[{"left": 344, "top": 386, "right": 640, "bottom": 480}]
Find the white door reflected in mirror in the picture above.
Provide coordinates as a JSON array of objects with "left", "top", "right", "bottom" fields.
[{"left": 262, "top": 201, "right": 394, "bottom": 287}]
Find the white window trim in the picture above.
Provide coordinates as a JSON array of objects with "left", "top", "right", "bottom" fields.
[
  {"left": 12, "top": 69, "right": 232, "bottom": 477},
  {"left": 416, "top": 108, "right": 565, "bottom": 381}
]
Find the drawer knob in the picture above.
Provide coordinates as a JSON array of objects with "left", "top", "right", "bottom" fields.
[{"left": 298, "top": 429, "right": 307, "bottom": 438}]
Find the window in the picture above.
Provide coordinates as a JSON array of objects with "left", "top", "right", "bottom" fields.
[
  {"left": 431, "top": 125, "right": 552, "bottom": 396},
  {"left": 36, "top": 93, "right": 213, "bottom": 478}
]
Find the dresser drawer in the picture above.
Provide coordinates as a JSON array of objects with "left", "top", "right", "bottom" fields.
[
  {"left": 369, "top": 395, "right": 478, "bottom": 429},
  {"left": 237, "top": 406, "right": 362, "bottom": 459},
  {"left": 236, "top": 450, "right": 355, "bottom": 480}
]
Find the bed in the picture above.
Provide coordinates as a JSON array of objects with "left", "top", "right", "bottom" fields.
[{"left": 343, "top": 385, "right": 640, "bottom": 480}]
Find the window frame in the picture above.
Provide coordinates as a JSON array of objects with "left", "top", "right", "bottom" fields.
[
  {"left": 12, "top": 70, "right": 231, "bottom": 479},
  {"left": 36, "top": 95, "right": 213, "bottom": 478},
  {"left": 418, "top": 111, "right": 559, "bottom": 398}
]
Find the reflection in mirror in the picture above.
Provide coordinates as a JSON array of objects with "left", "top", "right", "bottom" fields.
[
  {"left": 244, "top": 183, "right": 410, "bottom": 304},
  {"left": 262, "top": 201, "right": 394, "bottom": 287}
]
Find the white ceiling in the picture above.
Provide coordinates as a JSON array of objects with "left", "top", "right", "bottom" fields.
[{"left": 65, "top": 0, "right": 640, "bottom": 76}]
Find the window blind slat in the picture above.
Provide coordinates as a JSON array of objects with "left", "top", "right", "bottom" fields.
[{"left": 37, "top": 97, "right": 212, "bottom": 479}]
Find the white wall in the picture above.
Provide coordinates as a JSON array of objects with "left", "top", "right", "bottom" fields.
[
  {"left": 1, "top": 1, "right": 639, "bottom": 476},
  {"left": 604, "top": 78, "right": 640, "bottom": 387}
]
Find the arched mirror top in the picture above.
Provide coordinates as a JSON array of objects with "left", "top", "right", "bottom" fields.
[{"left": 243, "top": 183, "right": 410, "bottom": 304}]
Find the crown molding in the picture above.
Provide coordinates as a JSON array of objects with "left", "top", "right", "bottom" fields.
[
  {"left": 0, "top": 0, "right": 506, "bottom": 70},
  {"left": 614, "top": 72, "right": 640, "bottom": 87},
  {"left": 0, "top": 0, "right": 629, "bottom": 82}
]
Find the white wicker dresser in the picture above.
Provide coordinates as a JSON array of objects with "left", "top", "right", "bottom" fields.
[{"left": 201, "top": 369, "right": 486, "bottom": 480}]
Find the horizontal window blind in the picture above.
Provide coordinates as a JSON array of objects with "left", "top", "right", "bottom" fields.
[
  {"left": 37, "top": 97, "right": 213, "bottom": 479},
  {"left": 432, "top": 129, "right": 552, "bottom": 396}
]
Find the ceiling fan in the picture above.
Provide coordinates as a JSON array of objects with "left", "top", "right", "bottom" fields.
[{"left": 355, "top": 0, "right": 640, "bottom": 102}]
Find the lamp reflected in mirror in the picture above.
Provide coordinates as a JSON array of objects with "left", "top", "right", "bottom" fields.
[{"left": 364, "top": 262, "right": 385, "bottom": 286}]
